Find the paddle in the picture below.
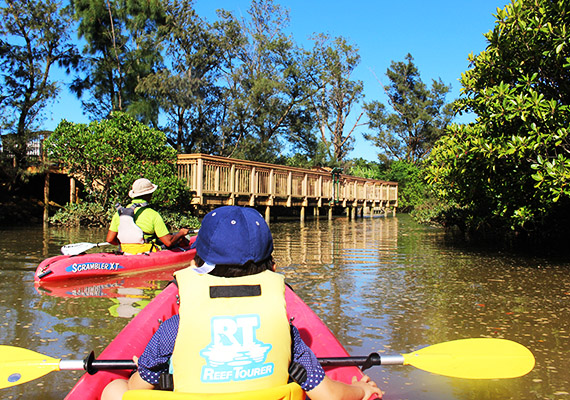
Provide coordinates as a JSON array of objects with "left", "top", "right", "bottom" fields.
[
  {"left": 61, "top": 242, "right": 111, "bottom": 256},
  {"left": 60, "top": 229, "right": 198, "bottom": 256},
  {"left": 0, "top": 339, "right": 534, "bottom": 389},
  {"left": 319, "top": 338, "right": 535, "bottom": 379}
]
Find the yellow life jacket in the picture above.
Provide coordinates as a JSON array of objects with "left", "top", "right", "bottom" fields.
[
  {"left": 122, "top": 382, "right": 305, "bottom": 400},
  {"left": 171, "top": 268, "right": 291, "bottom": 394}
]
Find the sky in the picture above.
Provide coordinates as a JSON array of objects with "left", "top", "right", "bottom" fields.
[{"left": 44, "top": 0, "right": 511, "bottom": 162}]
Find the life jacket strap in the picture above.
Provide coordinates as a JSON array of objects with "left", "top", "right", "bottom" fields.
[
  {"left": 116, "top": 202, "right": 148, "bottom": 216},
  {"left": 116, "top": 202, "right": 157, "bottom": 244}
]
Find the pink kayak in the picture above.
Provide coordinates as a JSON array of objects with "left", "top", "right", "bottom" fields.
[
  {"left": 65, "top": 283, "right": 366, "bottom": 399},
  {"left": 35, "top": 267, "right": 179, "bottom": 298},
  {"left": 34, "top": 237, "right": 196, "bottom": 283}
]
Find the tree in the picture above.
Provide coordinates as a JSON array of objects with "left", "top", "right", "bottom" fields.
[
  {"left": 346, "top": 157, "right": 386, "bottom": 179},
  {"left": 347, "top": 158, "right": 427, "bottom": 212},
  {"left": 70, "top": 0, "right": 165, "bottom": 124},
  {"left": 309, "top": 34, "right": 363, "bottom": 166},
  {"left": 0, "top": 0, "right": 78, "bottom": 186},
  {"left": 425, "top": 0, "right": 570, "bottom": 244},
  {"left": 44, "top": 112, "right": 190, "bottom": 210},
  {"left": 216, "top": 0, "right": 318, "bottom": 163},
  {"left": 363, "top": 53, "right": 453, "bottom": 164},
  {"left": 135, "top": 0, "right": 226, "bottom": 153}
]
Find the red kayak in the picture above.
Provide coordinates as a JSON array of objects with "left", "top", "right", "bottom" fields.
[
  {"left": 65, "top": 283, "right": 365, "bottom": 399},
  {"left": 34, "top": 238, "right": 196, "bottom": 283},
  {"left": 35, "top": 268, "right": 178, "bottom": 298}
]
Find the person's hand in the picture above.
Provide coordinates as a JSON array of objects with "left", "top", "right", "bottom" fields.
[
  {"left": 177, "top": 228, "right": 191, "bottom": 246},
  {"left": 351, "top": 375, "right": 383, "bottom": 399}
]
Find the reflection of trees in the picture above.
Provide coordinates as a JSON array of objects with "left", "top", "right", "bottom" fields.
[
  {"left": 368, "top": 225, "right": 570, "bottom": 399},
  {"left": 273, "top": 215, "right": 400, "bottom": 349},
  {"left": 273, "top": 215, "right": 570, "bottom": 399}
]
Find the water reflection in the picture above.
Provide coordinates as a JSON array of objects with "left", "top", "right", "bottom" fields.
[
  {"left": 0, "top": 216, "right": 569, "bottom": 399},
  {"left": 107, "top": 288, "right": 152, "bottom": 319},
  {"left": 35, "top": 275, "right": 166, "bottom": 319},
  {"left": 34, "top": 269, "right": 175, "bottom": 299},
  {"left": 273, "top": 216, "right": 570, "bottom": 400}
]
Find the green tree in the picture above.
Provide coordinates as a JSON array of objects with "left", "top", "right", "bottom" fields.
[
  {"left": 136, "top": 0, "right": 227, "bottom": 153},
  {"left": 282, "top": 139, "right": 331, "bottom": 169},
  {"left": 425, "top": 0, "right": 570, "bottom": 244},
  {"left": 347, "top": 158, "right": 427, "bottom": 212},
  {"left": 0, "top": 0, "right": 78, "bottom": 186},
  {"left": 364, "top": 53, "right": 453, "bottom": 164},
  {"left": 70, "top": 0, "right": 165, "bottom": 123},
  {"left": 309, "top": 34, "right": 363, "bottom": 166},
  {"left": 346, "top": 157, "right": 386, "bottom": 180},
  {"left": 217, "top": 0, "right": 317, "bottom": 163},
  {"left": 382, "top": 160, "right": 426, "bottom": 212},
  {"left": 44, "top": 112, "right": 190, "bottom": 210}
]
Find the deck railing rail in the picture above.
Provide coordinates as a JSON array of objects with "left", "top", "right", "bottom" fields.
[{"left": 177, "top": 154, "right": 398, "bottom": 216}]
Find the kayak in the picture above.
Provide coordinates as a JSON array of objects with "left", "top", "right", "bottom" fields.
[
  {"left": 34, "top": 237, "right": 196, "bottom": 283},
  {"left": 65, "top": 282, "right": 365, "bottom": 399},
  {"left": 35, "top": 268, "right": 178, "bottom": 298}
]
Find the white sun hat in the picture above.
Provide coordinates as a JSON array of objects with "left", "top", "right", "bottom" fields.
[{"left": 128, "top": 178, "right": 158, "bottom": 198}]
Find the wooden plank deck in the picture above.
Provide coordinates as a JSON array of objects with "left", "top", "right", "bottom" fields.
[{"left": 177, "top": 154, "right": 398, "bottom": 221}]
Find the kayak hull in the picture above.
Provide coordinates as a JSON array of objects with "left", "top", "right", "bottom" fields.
[
  {"left": 65, "top": 283, "right": 363, "bottom": 399},
  {"left": 34, "top": 237, "right": 196, "bottom": 283},
  {"left": 35, "top": 268, "right": 179, "bottom": 298}
]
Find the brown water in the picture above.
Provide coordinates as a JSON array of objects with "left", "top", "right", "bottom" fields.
[{"left": 1, "top": 215, "right": 569, "bottom": 399}]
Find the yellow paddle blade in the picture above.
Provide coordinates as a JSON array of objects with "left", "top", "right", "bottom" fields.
[
  {"left": 0, "top": 346, "right": 61, "bottom": 389},
  {"left": 402, "top": 338, "right": 535, "bottom": 379}
]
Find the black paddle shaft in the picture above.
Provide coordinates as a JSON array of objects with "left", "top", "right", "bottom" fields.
[
  {"left": 317, "top": 353, "right": 381, "bottom": 372},
  {"left": 83, "top": 352, "right": 385, "bottom": 375},
  {"left": 84, "top": 352, "right": 136, "bottom": 375}
]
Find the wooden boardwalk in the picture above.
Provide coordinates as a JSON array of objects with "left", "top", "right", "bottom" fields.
[{"left": 177, "top": 154, "right": 398, "bottom": 221}]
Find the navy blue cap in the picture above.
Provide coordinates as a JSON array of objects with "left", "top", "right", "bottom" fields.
[{"left": 191, "top": 206, "right": 273, "bottom": 272}]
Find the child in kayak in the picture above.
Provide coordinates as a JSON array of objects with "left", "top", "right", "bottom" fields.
[{"left": 101, "top": 206, "right": 382, "bottom": 400}]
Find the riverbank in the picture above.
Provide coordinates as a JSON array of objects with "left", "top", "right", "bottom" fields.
[{"left": 0, "top": 193, "right": 44, "bottom": 225}]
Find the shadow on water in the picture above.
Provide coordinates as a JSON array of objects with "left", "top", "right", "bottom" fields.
[{"left": 0, "top": 215, "right": 569, "bottom": 399}]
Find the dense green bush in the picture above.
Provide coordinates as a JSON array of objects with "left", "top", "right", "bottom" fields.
[
  {"left": 425, "top": 0, "right": 570, "bottom": 245},
  {"left": 44, "top": 112, "right": 192, "bottom": 211},
  {"left": 346, "top": 158, "right": 387, "bottom": 179},
  {"left": 159, "top": 210, "right": 201, "bottom": 231},
  {"left": 49, "top": 202, "right": 111, "bottom": 227},
  {"left": 348, "top": 158, "right": 430, "bottom": 213},
  {"left": 382, "top": 161, "right": 426, "bottom": 212},
  {"left": 50, "top": 202, "right": 201, "bottom": 230},
  {"left": 409, "top": 198, "right": 450, "bottom": 226}
]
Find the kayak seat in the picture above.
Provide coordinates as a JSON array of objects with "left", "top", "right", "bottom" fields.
[{"left": 122, "top": 382, "right": 305, "bottom": 400}]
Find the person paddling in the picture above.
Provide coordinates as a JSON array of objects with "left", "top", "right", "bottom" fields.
[
  {"left": 101, "top": 206, "right": 383, "bottom": 400},
  {"left": 105, "top": 178, "right": 189, "bottom": 254}
]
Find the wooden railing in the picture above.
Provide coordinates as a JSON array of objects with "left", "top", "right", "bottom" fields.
[{"left": 177, "top": 154, "right": 398, "bottom": 214}]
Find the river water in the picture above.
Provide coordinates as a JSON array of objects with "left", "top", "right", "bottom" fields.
[{"left": 0, "top": 214, "right": 569, "bottom": 399}]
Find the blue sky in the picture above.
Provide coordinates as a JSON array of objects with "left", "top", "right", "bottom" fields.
[{"left": 45, "top": 0, "right": 510, "bottom": 161}]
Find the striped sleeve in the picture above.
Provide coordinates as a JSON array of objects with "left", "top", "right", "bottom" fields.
[
  {"left": 291, "top": 325, "right": 326, "bottom": 391},
  {"left": 137, "top": 315, "right": 180, "bottom": 385}
]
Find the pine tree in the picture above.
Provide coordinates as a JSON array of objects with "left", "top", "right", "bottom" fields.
[{"left": 364, "top": 53, "right": 452, "bottom": 164}]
